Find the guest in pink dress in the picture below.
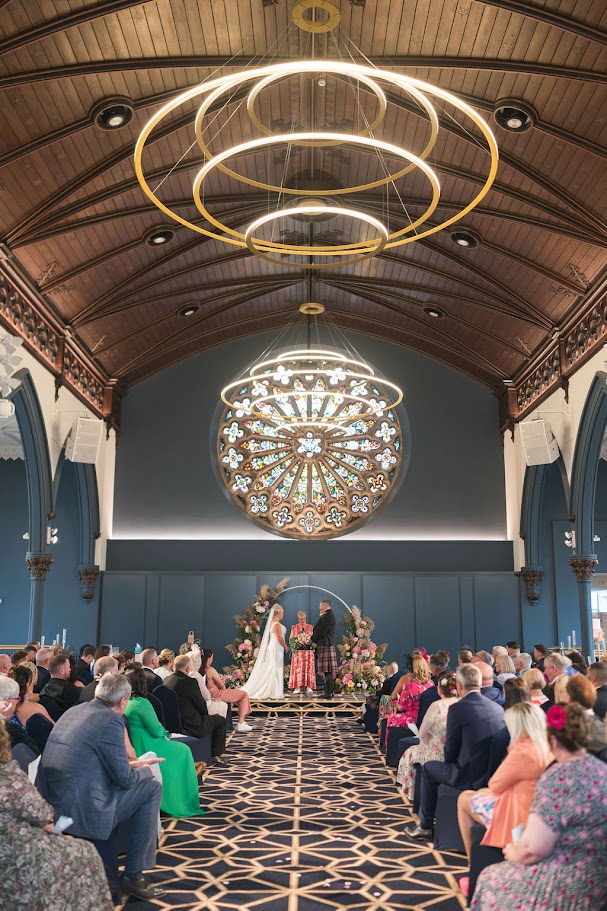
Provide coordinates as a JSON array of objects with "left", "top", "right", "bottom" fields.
[
  {"left": 202, "top": 649, "right": 252, "bottom": 728},
  {"left": 387, "top": 655, "right": 434, "bottom": 732}
]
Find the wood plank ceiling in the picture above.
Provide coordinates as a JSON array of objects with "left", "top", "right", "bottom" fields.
[{"left": 0, "top": 0, "right": 606, "bottom": 394}]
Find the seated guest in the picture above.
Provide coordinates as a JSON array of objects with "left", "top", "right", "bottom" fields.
[
  {"left": 124, "top": 668, "right": 204, "bottom": 817},
  {"left": 34, "top": 647, "right": 53, "bottom": 693},
  {"left": 75, "top": 645, "right": 95, "bottom": 684},
  {"left": 458, "top": 649, "right": 473, "bottom": 665},
  {"left": 405, "top": 663, "right": 505, "bottom": 841},
  {"left": 0, "top": 717, "right": 113, "bottom": 911},
  {"left": 563, "top": 673, "right": 607, "bottom": 756},
  {"left": 477, "top": 677, "right": 532, "bottom": 788},
  {"left": 397, "top": 672, "right": 458, "bottom": 800},
  {"left": 0, "top": 654, "right": 11, "bottom": 675},
  {"left": 471, "top": 704, "right": 607, "bottom": 911},
  {"left": 94, "top": 644, "right": 111, "bottom": 662},
  {"left": 457, "top": 700, "right": 551, "bottom": 890},
  {"left": 0, "top": 675, "right": 40, "bottom": 753},
  {"left": 506, "top": 641, "right": 520, "bottom": 659},
  {"left": 67, "top": 655, "right": 85, "bottom": 688},
  {"left": 78, "top": 655, "right": 119, "bottom": 702},
  {"left": 43, "top": 673, "right": 165, "bottom": 902},
  {"left": 203, "top": 648, "right": 253, "bottom": 733},
  {"left": 492, "top": 645, "right": 508, "bottom": 662},
  {"left": 24, "top": 643, "right": 39, "bottom": 662},
  {"left": 196, "top": 650, "right": 228, "bottom": 718},
  {"left": 10, "top": 650, "right": 27, "bottom": 668},
  {"left": 7, "top": 665, "right": 54, "bottom": 727},
  {"left": 521, "top": 667, "right": 548, "bottom": 706},
  {"left": 477, "top": 661, "right": 505, "bottom": 707},
  {"left": 140, "top": 648, "right": 162, "bottom": 692},
  {"left": 380, "top": 662, "right": 401, "bottom": 696},
  {"left": 40, "top": 654, "right": 81, "bottom": 716},
  {"left": 566, "top": 650, "right": 586, "bottom": 675},
  {"left": 532, "top": 643, "right": 547, "bottom": 672},
  {"left": 587, "top": 660, "right": 607, "bottom": 720},
  {"left": 387, "top": 655, "right": 433, "bottom": 734},
  {"left": 514, "top": 652, "right": 532, "bottom": 674},
  {"left": 542, "top": 652, "right": 571, "bottom": 707},
  {"left": 474, "top": 650, "right": 493, "bottom": 667},
  {"left": 163, "top": 655, "right": 228, "bottom": 763},
  {"left": 495, "top": 654, "right": 516, "bottom": 686},
  {"left": 155, "top": 649, "right": 175, "bottom": 681},
  {"left": 121, "top": 649, "right": 135, "bottom": 664},
  {"left": 417, "top": 654, "right": 451, "bottom": 727}
]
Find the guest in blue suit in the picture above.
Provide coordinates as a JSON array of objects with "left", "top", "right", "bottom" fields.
[
  {"left": 42, "top": 673, "right": 165, "bottom": 902},
  {"left": 405, "top": 663, "right": 505, "bottom": 840},
  {"left": 476, "top": 661, "right": 505, "bottom": 707}
]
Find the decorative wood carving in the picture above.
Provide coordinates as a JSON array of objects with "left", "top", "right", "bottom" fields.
[
  {"left": 26, "top": 553, "right": 54, "bottom": 580},
  {"left": 568, "top": 556, "right": 598, "bottom": 582},
  {"left": 78, "top": 565, "right": 100, "bottom": 601},
  {"left": 520, "top": 567, "right": 544, "bottom": 603}
]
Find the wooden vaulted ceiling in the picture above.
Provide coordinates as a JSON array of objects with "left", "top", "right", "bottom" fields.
[{"left": 0, "top": 0, "right": 606, "bottom": 396}]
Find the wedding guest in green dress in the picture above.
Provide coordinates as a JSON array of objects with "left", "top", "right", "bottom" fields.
[{"left": 124, "top": 668, "right": 205, "bottom": 817}]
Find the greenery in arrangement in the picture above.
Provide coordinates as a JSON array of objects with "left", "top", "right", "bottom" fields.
[
  {"left": 289, "top": 630, "right": 316, "bottom": 651},
  {"left": 334, "top": 606, "right": 387, "bottom": 694},
  {"left": 222, "top": 578, "right": 290, "bottom": 686}
]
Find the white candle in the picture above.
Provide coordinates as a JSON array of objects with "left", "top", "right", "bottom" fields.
[
  {"left": 567, "top": 635, "right": 571, "bottom": 649},
  {"left": 62, "top": 628, "right": 67, "bottom": 646},
  {"left": 572, "top": 630, "right": 576, "bottom": 648},
  {"left": 40, "top": 635, "right": 45, "bottom": 646}
]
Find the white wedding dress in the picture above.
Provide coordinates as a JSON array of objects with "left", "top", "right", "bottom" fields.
[{"left": 242, "top": 609, "right": 285, "bottom": 699}]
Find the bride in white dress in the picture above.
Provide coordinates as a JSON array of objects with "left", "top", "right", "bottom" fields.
[{"left": 242, "top": 605, "right": 288, "bottom": 699}]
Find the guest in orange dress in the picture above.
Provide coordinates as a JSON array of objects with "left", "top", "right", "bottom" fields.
[
  {"left": 288, "top": 612, "right": 316, "bottom": 694},
  {"left": 202, "top": 649, "right": 252, "bottom": 730}
]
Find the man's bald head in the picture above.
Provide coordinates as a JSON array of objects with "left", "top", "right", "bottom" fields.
[{"left": 475, "top": 661, "right": 494, "bottom": 686}]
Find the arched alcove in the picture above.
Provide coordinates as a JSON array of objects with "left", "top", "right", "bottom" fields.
[
  {"left": 568, "top": 372, "right": 607, "bottom": 655},
  {"left": 0, "top": 414, "right": 29, "bottom": 643},
  {"left": 9, "top": 371, "right": 53, "bottom": 641}
]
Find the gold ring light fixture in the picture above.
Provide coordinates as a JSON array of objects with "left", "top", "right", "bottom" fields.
[{"left": 134, "top": 3, "right": 498, "bottom": 270}]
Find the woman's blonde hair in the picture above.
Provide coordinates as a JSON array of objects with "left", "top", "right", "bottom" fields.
[
  {"left": 495, "top": 654, "right": 516, "bottom": 675},
  {"left": 411, "top": 654, "right": 431, "bottom": 684},
  {"left": 553, "top": 674, "right": 570, "bottom": 704},
  {"left": 505, "top": 701, "right": 551, "bottom": 765},
  {"left": 521, "top": 667, "right": 545, "bottom": 691}
]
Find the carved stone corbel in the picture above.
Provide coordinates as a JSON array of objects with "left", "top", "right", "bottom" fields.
[
  {"left": 26, "top": 553, "right": 54, "bottom": 580},
  {"left": 78, "top": 565, "right": 100, "bottom": 601},
  {"left": 520, "top": 566, "right": 544, "bottom": 603},
  {"left": 568, "top": 556, "right": 598, "bottom": 582}
]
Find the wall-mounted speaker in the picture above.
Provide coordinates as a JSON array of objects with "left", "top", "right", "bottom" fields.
[
  {"left": 65, "top": 416, "right": 103, "bottom": 464},
  {"left": 519, "top": 418, "right": 560, "bottom": 466}
]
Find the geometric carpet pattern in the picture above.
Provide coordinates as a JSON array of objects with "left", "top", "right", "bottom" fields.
[{"left": 127, "top": 714, "right": 467, "bottom": 910}]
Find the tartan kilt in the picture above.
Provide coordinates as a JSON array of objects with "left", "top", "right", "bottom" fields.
[
  {"left": 316, "top": 645, "right": 338, "bottom": 675},
  {"left": 288, "top": 649, "right": 316, "bottom": 690}
]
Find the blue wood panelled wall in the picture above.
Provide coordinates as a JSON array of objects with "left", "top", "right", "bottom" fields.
[{"left": 99, "top": 570, "right": 526, "bottom": 667}]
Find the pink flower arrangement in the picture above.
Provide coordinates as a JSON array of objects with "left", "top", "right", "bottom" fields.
[
  {"left": 238, "top": 643, "right": 249, "bottom": 653},
  {"left": 352, "top": 646, "right": 361, "bottom": 656},
  {"left": 356, "top": 628, "right": 365, "bottom": 637},
  {"left": 361, "top": 649, "right": 370, "bottom": 658},
  {"left": 264, "top": 600, "right": 270, "bottom": 607},
  {"left": 233, "top": 669, "right": 243, "bottom": 679}
]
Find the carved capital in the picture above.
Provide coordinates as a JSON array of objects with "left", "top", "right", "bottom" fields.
[
  {"left": 26, "top": 553, "right": 53, "bottom": 580},
  {"left": 78, "top": 565, "right": 100, "bottom": 601},
  {"left": 521, "top": 567, "right": 544, "bottom": 603},
  {"left": 568, "top": 555, "right": 598, "bottom": 582}
]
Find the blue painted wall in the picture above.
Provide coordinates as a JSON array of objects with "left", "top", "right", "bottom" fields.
[
  {"left": 0, "top": 459, "right": 30, "bottom": 643},
  {"left": 99, "top": 569, "right": 523, "bottom": 668},
  {"left": 112, "top": 331, "right": 507, "bottom": 542}
]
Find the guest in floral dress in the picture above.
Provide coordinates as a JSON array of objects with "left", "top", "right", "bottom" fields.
[
  {"left": 288, "top": 612, "right": 316, "bottom": 694},
  {"left": 0, "top": 718, "right": 112, "bottom": 911},
  {"left": 386, "top": 655, "right": 433, "bottom": 739},
  {"left": 397, "top": 672, "right": 458, "bottom": 798},
  {"left": 472, "top": 703, "right": 607, "bottom": 911}
]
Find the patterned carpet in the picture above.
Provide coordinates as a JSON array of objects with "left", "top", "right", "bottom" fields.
[{"left": 126, "top": 715, "right": 467, "bottom": 910}]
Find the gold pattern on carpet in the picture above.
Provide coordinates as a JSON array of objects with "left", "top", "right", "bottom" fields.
[{"left": 141, "top": 715, "right": 466, "bottom": 910}]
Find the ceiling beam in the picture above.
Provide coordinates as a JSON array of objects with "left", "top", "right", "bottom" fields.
[{"left": 478, "top": 0, "right": 607, "bottom": 46}]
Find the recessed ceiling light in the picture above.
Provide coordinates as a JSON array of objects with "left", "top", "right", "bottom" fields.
[
  {"left": 422, "top": 305, "right": 446, "bottom": 319},
  {"left": 91, "top": 98, "right": 134, "bottom": 131},
  {"left": 493, "top": 100, "right": 536, "bottom": 133},
  {"left": 145, "top": 228, "right": 175, "bottom": 246},
  {"left": 177, "top": 304, "right": 200, "bottom": 318},
  {"left": 450, "top": 231, "right": 480, "bottom": 249}
]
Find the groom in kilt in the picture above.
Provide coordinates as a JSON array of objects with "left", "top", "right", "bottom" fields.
[{"left": 312, "top": 599, "right": 337, "bottom": 699}]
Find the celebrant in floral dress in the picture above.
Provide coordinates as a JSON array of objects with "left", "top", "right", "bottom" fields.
[{"left": 288, "top": 611, "right": 316, "bottom": 694}]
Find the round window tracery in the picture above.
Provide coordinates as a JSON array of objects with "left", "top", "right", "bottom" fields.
[{"left": 214, "top": 348, "right": 408, "bottom": 539}]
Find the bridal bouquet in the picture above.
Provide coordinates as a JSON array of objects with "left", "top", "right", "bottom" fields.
[{"left": 289, "top": 631, "right": 316, "bottom": 652}]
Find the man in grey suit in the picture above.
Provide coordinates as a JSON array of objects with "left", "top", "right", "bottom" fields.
[
  {"left": 43, "top": 673, "right": 165, "bottom": 902},
  {"left": 78, "top": 654, "right": 118, "bottom": 702}
]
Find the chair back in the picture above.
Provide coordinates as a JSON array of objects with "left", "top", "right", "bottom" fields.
[
  {"left": 11, "top": 742, "right": 38, "bottom": 772},
  {"left": 154, "top": 685, "right": 184, "bottom": 733},
  {"left": 25, "top": 713, "right": 54, "bottom": 753},
  {"left": 37, "top": 694, "right": 62, "bottom": 722},
  {"left": 34, "top": 761, "right": 49, "bottom": 800},
  {"left": 147, "top": 691, "right": 165, "bottom": 726}
]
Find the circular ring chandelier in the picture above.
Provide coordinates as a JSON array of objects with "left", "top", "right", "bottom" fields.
[
  {"left": 134, "top": 58, "right": 498, "bottom": 269},
  {"left": 215, "top": 341, "right": 408, "bottom": 540}
]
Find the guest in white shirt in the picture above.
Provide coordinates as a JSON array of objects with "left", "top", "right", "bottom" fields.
[{"left": 154, "top": 650, "right": 175, "bottom": 681}]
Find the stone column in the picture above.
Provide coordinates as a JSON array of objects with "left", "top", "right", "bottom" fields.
[
  {"left": 568, "top": 555, "right": 598, "bottom": 659},
  {"left": 26, "top": 553, "right": 53, "bottom": 643},
  {"left": 78, "top": 565, "right": 100, "bottom": 602},
  {"left": 520, "top": 566, "right": 544, "bottom": 603}
]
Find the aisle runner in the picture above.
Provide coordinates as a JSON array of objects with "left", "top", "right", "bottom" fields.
[{"left": 144, "top": 716, "right": 466, "bottom": 910}]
